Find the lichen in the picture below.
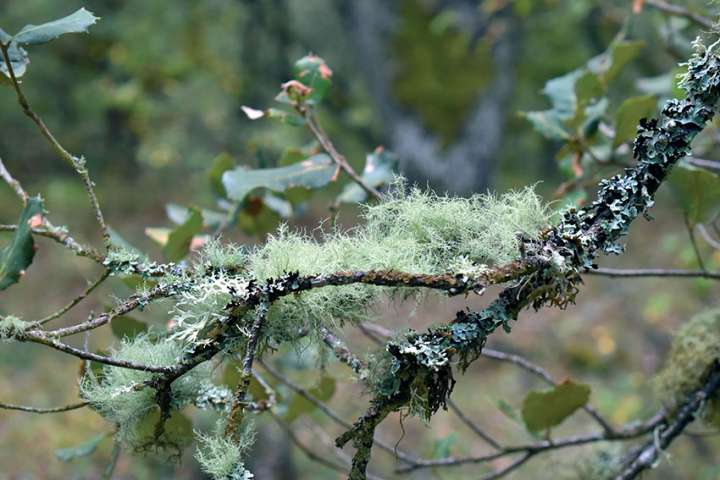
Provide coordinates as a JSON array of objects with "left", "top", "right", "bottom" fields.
[
  {"left": 338, "top": 37, "right": 720, "bottom": 479},
  {"left": 0, "top": 315, "right": 30, "bottom": 341},
  {"left": 195, "top": 420, "right": 255, "bottom": 480},
  {"left": 249, "top": 184, "right": 549, "bottom": 339},
  {"left": 80, "top": 335, "right": 211, "bottom": 449},
  {"left": 655, "top": 308, "right": 720, "bottom": 423},
  {"left": 557, "top": 443, "right": 623, "bottom": 480}
]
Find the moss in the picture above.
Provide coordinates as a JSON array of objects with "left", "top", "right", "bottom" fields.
[
  {"left": 195, "top": 420, "right": 255, "bottom": 480},
  {"left": 80, "top": 335, "right": 211, "bottom": 449},
  {"left": 655, "top": 309, "right": 720, "bottom": 422}
]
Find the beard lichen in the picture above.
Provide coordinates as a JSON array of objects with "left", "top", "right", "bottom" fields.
[
  {"left": 654, "top": 308, "right": 720, "bottom": 424},
  {"left": 80, "top": 335, "right": 212, "bottom": 450},
  {"left": 0, "top": 315, "right": 31, "bottom": 341},
  {"left": 194, "top": 419, "right": 255, "bottom": 480},
  {"left": 167, "top": 185, "right": 550, "bottom": 349}
]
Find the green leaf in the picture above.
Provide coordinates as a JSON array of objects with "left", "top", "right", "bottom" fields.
[
  {"left": 522, "top": 111, "right": 571, "bottom": 141},
  {"left": 575, "top": 71, "right": 603, "bottom": 107},
  {"left": 208, "top": 153, "right": 235, "bottom": 197},
  {"left": 145, "top": 227, "right": 171, "bottom": 247},
  {"left": 13, "top": 8, "right": 99, "bottom": 46},
  {"left": 495, "top": 397, "right": 523, "bottom": 425},
  {"left": 107, "top": 227, "right": 143, "bottom": 256},
  {"left": 0, "top": 41, "right": 29, "bottom": 81},
  {"left": 166, "top": 203, "right": 226, "bottom": 228},
  {"left": 261, "top": 193, "right": 293, "bottom": 218},
  {"left": 0, "top": 27, "right": 11, "bottom": 44},
  {"left": 432, "top": 433, "right": 458, "bottom": 459},
  {"left": 284, "top": 375, "right": 336, "bottom": 423},
  {"left": 522, "top": 70, "right": 582, "bottom": 140},
  {"left": 668, "top": 164, "right": 720, "bottom": 226},
  {"left": 589, "top": 40, "right": 644, "bottom": 84},
  {"left": 163, "top": 207, "right": 203, "bottom": 262},
  {"left": 542, "top": 69, "right": 585, "bottom": 118},
  {"left": 110, "top": 314, "right": 148, "bottom": 340},
  {"left": 614, "top": 95, "right": 656, "bottom": 148},
  {"left": 0, "top": 197, "right": 43, "bottom": 290},
  {"left": 521, "top": 379, "right": 591, "bottom": 432},
  {"left": 222, "top": 154, "right": 337, "bottom": 202},
  {"left": 55, "top": 433, "right": 108, "bottom": 462},
  {"left": 292, "top": 55, "right": 332, "bottom": 104},
  {"left": 338, "top": 149, "right": 398, "bottom": 203}
]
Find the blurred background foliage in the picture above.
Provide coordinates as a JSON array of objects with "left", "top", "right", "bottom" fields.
[{"left": 1, "top": 0, "right": 720, "bottom": 479}]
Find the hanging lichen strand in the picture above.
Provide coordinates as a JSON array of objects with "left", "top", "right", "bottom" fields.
[{"left": 336, "top": 38, "right": 720, "bottom": 479}]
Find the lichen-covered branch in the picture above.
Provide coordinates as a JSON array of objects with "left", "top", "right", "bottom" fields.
[
  {"left": 617, "top": 360, "right": 720, "bottom": 479},
  {"left": 336, "top": 38, "right": 720, "bottom": 479}
]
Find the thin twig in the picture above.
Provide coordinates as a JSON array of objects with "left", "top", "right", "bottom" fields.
[
  {"left": 0, "top": 224, "right": 105, "bottom": 263},
  {"left": 37, "top": 269, "right": 110, "bottom": 325},
  {"left": 225, "top": 300, "right": 269, "bottom": 439},
  {"left": 268, "top": 410, "right": 358, "bottom": 477},
  {"left": 259, "top": 358, "right": 422, "bottom": 467},
  {"left": 480, "top": 452, "right": 535, "bottom": 480},
  {"left": 101, "top": 441, "right": 121, "bottom": 480},
  {"left": 644, "top": 0, "right": 716, "bottom": 30},
  {"left": 482, "top": 348, "right": 615, "bottom": 434},
  {"left": 447, "top": 398, "right": 503, "bottom": 450},
  {"left": 698, "top": 223, "right": 720, "bottom": 250},
  {"left": 21, "top": 332, "right": 171, "bottom": 373},
  {"left": 0, "top": 43, "right": 110, "bottom": 248},
  {"left": 0, "top": 400, "right": 88, "bottom": 413},
  {"left": 587, "top": 267, "right": 720, "bottom": 280},
  {"left": 396, "top": 411, "right": 665, "bottom": 473},
  {"left": 320, "top": 326, "right": 367, "bottom": 377},
  {"left": 617, "top": 360, "right": 720, "bottom": 479},
  {"left": 302, "top": 109, "right": 383, "bottom": 200},
  {"left": 0, "top": 156, "right": 29, "bottom": 204},
  {"left": 686, "top": 156, "right": 720, "bottom": 172},
  {"left": 685, "top": 214, "right": 707, "bottom": 272}
]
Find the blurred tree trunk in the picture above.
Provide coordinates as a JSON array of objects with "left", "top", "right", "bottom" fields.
[
  {"left": 346, "top": 0, "right": 521, "bottom": 194},
  {"left": 246, "top": 423, "right": 296, "bottom": 479}
]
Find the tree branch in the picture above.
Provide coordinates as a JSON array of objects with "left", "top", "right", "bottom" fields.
[{"left": 616, "top": 359, "right": 720, "bottom": 479}]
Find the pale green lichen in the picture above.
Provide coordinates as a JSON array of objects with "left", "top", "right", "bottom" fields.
[
  {"left": 248, "top": 185, "right": 549, "bottom": 338},
  {"left": 0, "top": 315, "right": 30, "bottom": 341},
  {"left": 196, "top": 241, "right": 247, "bottom": 272},
  {"left": 80, "top": 335, "right": 211, "bottom": 448},
  {"left": 168, "top": 184, "right": 550, "bottom": 348},
  {"left": 195, "top": 420, "right": 255, "bottom": 480},
  {"left": 557, "top": 443, "right": 623, "bottom": 479},
  {"left": 654, "top": 308, "right": 720, "bottom": 422},
  {"left": 170, "top": 271, "right": 251, "bottom": 345}
]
